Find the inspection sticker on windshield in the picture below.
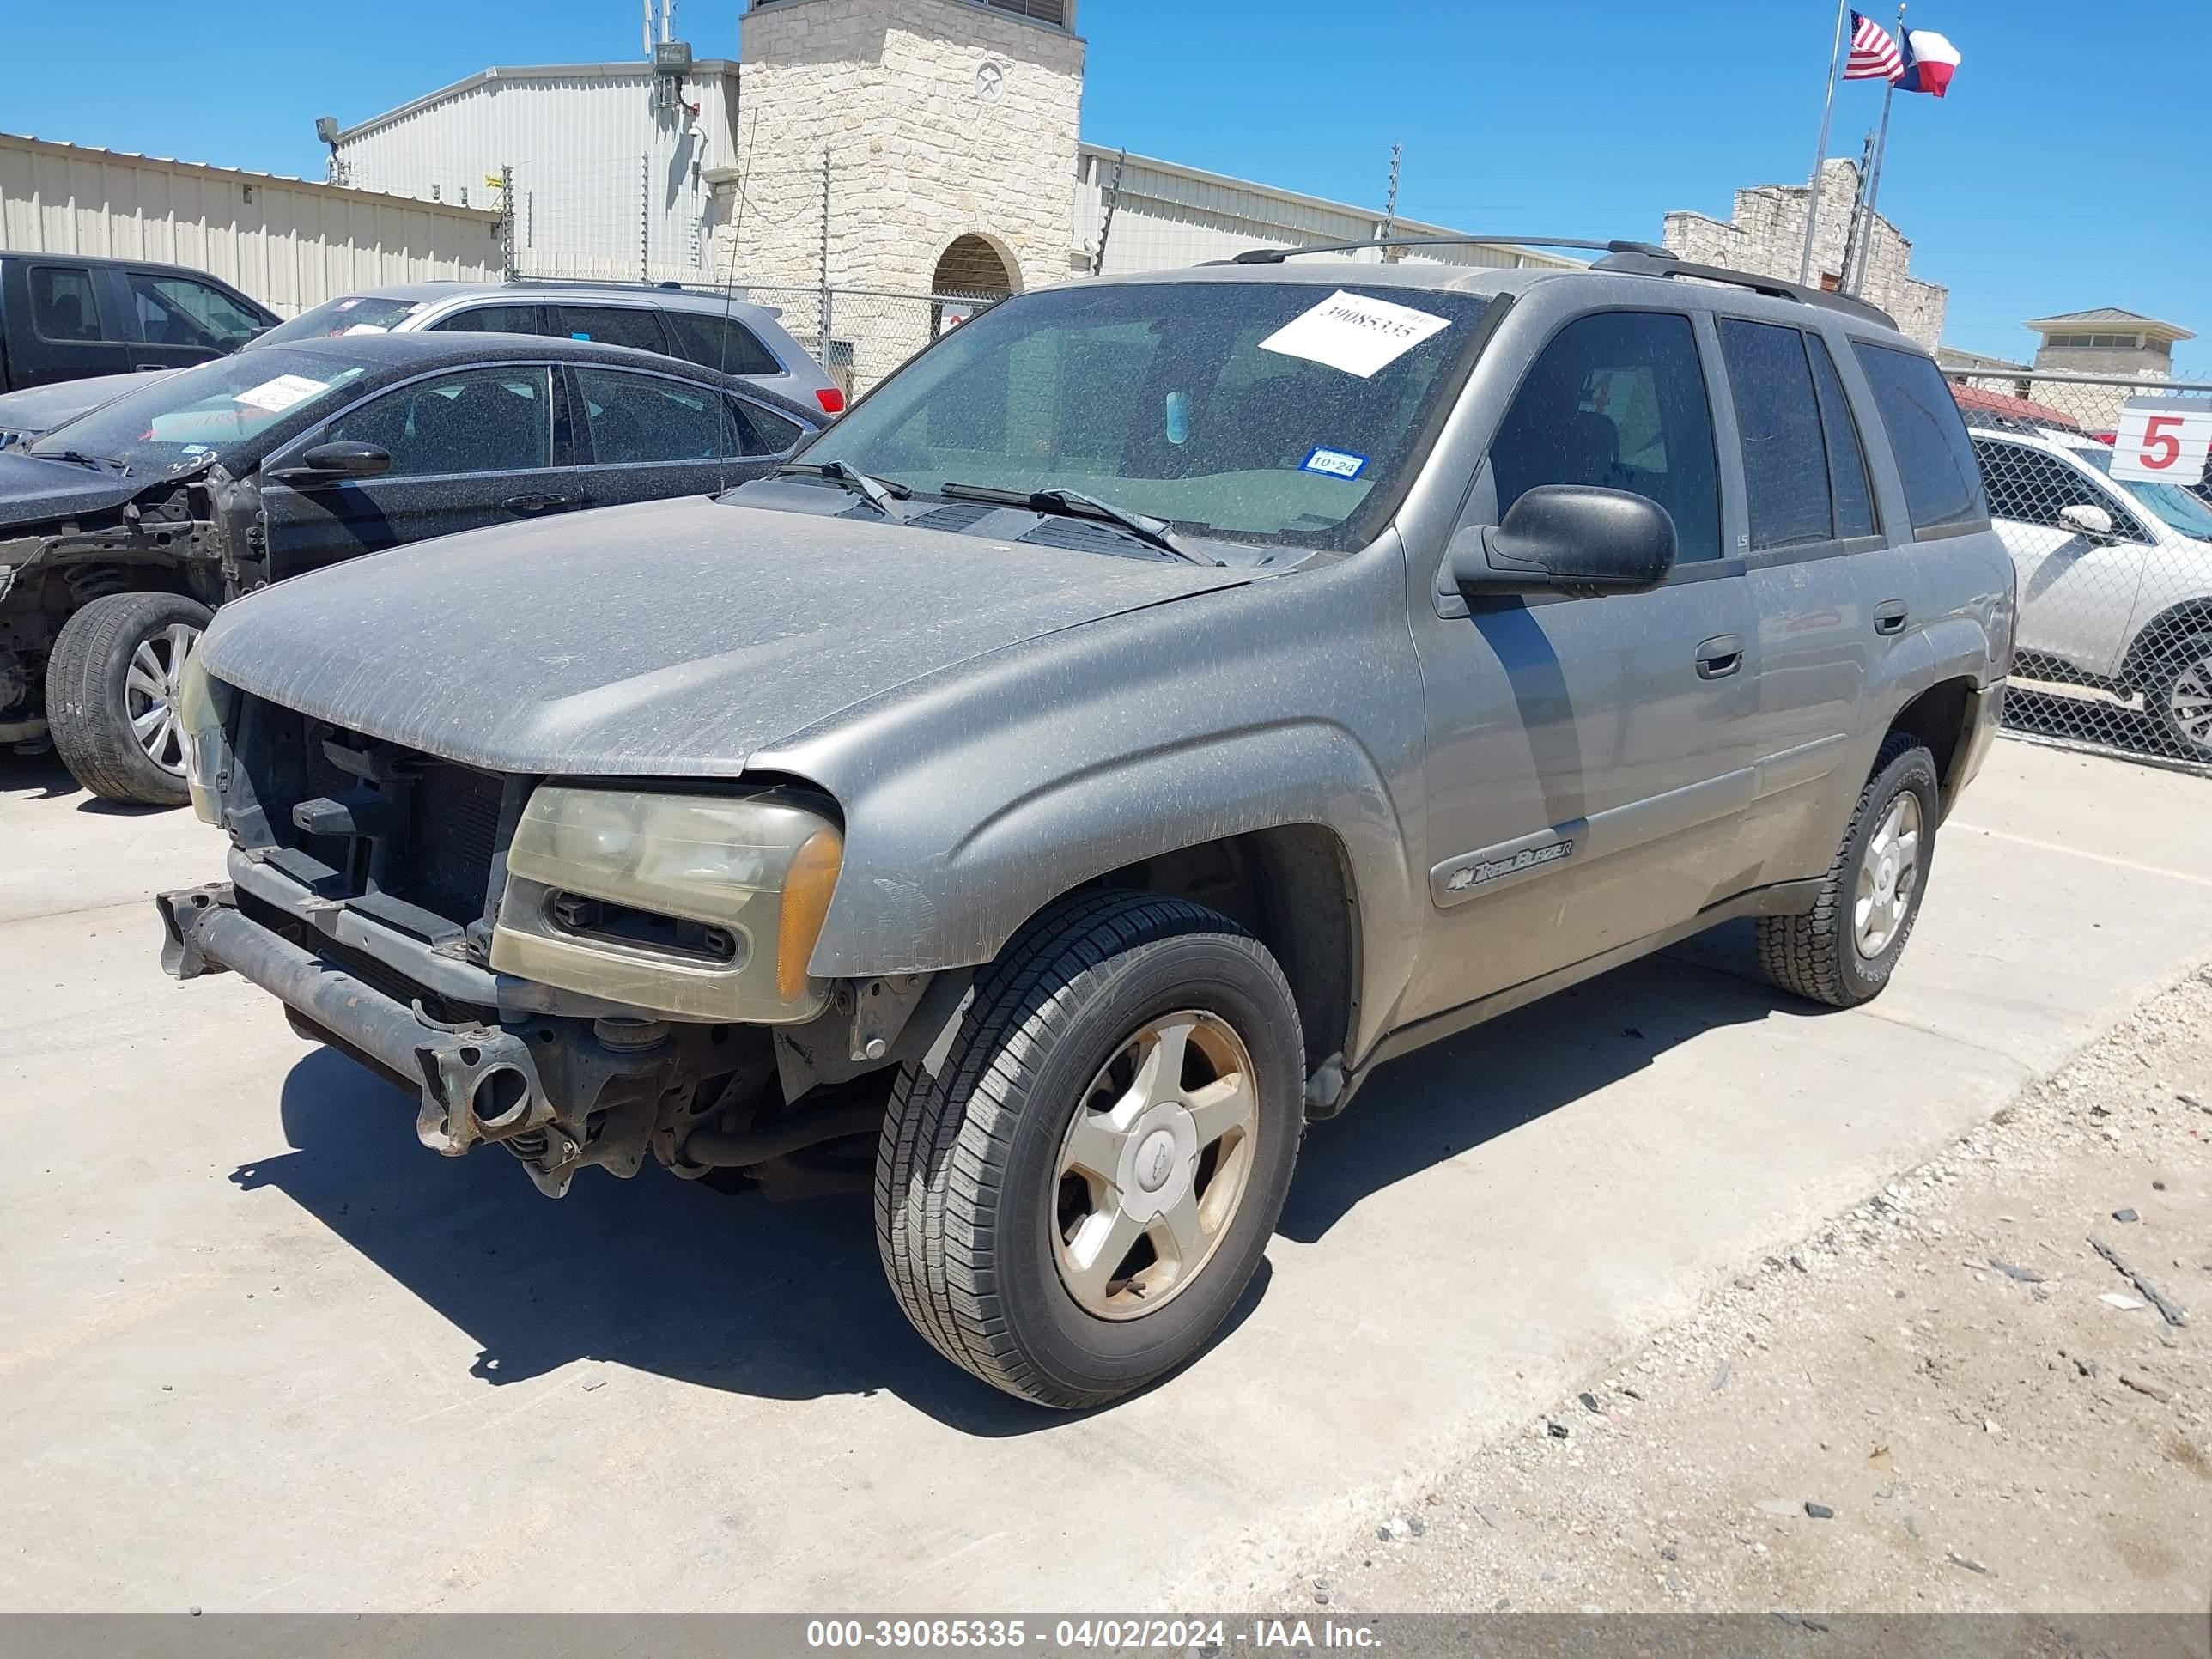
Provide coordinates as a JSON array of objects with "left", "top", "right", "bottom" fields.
[
  {"left": 1301, "top": 447, "right": 1368, "bottom": 480},
  {"left": 1258, "top": 289, "right": 1451, "bottom": 380},
  {"left": 232, "top": 374, "right": 327, "bottom": 415}
]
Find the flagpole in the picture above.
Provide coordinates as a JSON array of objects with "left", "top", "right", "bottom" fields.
[
  {"left": 1796, "top": 0, "right": 1852, "bottom": 286},
  {"left": 1847, "top": 3, "right": 1905, "bottom": 295}
]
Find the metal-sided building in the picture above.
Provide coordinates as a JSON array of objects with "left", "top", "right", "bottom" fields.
[
  {"left": 329, "top": 59, "right": 741, "bottom": 286},
  {"left": 0, "top": 131, "right": 501, "bottom": 317}
]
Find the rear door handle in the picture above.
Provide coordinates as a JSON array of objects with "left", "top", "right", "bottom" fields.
[
  {"left": 132, "top": 362, "right": 169, "bottom": 372},
  {"left": 501, "top": 493, "right": 577, "bottom": 515},
  {"left": 1874, "top": 599, "right": 1909, "bottom": 635},
  {"left": 1694, "top": 634, "right": 1743, "bottom": 679}
]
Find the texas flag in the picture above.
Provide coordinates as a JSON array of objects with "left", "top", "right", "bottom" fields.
[{"left": 1897, "top": 28, "right": 1962, "bottom": 96}]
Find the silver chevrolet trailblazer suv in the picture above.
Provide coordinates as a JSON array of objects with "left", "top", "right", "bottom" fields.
[{"left": 159, "top": 240, "right": 2014, "bottom": 1407}]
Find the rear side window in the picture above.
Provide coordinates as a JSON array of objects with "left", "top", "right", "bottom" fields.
[
  {"left": 665, "top": 311, "right": 783, "bottom": 378},
  {"left": 128, "top": 274, "right": 264, "bottom": 351},
  {"left": 1850, "top": 342, "right": 1986, "bottom": 532},
  {"left": 556, "top": 306, "right": 669, "bottom": 356},
  {"left": 30, "top": 267, "right": 104, "bottom": 343},
  {"left": 574, "top": 368, "right": 726, "bottom": 464},
  {"left": 1487, "top": 310, "right": 1722, "bottom": 562},
  {"left": 1805, "top": 335, "right": 1875, "bottom": 538},
  {"left": 1719, "top": 319, "right": 1832, "bottom": 550}
]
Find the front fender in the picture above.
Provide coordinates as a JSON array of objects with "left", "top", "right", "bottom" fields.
[{"left": 823, "top": 715, "right": 1411, "bottom": 976}]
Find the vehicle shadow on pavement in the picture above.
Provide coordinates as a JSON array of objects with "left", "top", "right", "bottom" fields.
[
  {"left": 0, "top": 750, "right": 80, "bottom": 803},
  {"left": 234, "top": 1048, "right": 1264, "bottom": 1433},
  {"left": 1279, "top": 926, "right": 1792, "bottom": 1243}
]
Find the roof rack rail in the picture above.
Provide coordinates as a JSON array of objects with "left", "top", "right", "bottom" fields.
[
  {"left": 1216, "top": 235, "right": 1670, "bottom": 266},
  {"left": 1589, "top": 248, "right": 1898, "bottom": 330}
]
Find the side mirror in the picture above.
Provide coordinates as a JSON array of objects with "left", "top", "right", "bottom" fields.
[
  {"left": 268, "top": 441, "right": 392, "bottom": 486},
  {"left": 1449, "top": 484, "right": 1677, "bottom": 598},
  {"left": 2057, "top": 502, "right": 2115, "bottom": 540}
]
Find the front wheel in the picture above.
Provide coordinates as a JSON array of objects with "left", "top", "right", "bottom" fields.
[
  {"left": 874, "top": 890, "right": 1304, "bottom": 1408},
  {"left": 2145, "top": 637, "right": 2212, "bottom": 760},
  {"left": 1757, "top": 732, "right": 1940, "bottom": 1008},
  {"left": 44, "top": 591, "right": 212, "bottom": 805}
]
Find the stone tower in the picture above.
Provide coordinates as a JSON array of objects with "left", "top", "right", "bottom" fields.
[{"left": 714, "top": 0, "right": 1085, "bottom": 301}]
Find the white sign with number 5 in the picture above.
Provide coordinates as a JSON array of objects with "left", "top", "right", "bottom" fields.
[{"left": 2112, "top": 396, "right": 2212, "bottom": 485}]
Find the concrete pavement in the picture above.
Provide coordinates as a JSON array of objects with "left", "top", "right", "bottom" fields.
[{"left": 1, "top": 738, "right": 2205, "bottom": 1612}]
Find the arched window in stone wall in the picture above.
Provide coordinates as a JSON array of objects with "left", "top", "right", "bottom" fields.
[{"left": 932, "top": 234, "right": 1017, "bottom": 298}]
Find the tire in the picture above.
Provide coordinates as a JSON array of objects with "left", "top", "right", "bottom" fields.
[
  {"left": 1757, "top": 732, "right": 1940, "bottom": 1009},
  {"left": 874, "top": 890, "right": 1304, "bottom": 1409},
  {"left": 2143, "top": 635, "right": 2212, "bottom": 760},
  {"left": 43, "top": 591, "right": 211, "bottom": 806}
]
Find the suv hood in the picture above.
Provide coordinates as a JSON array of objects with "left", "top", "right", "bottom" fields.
[
  {"left": 0, "top": 450, "right": 151, "bottom": 531},
  {"left": 198, "top": 493, "right": 1250, "bottom": 776}
]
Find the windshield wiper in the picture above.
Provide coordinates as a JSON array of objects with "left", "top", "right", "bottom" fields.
[
  {"left": 775, "top": 460, "right": 910, "bottom": 516},
  {"left": 32, "top": 447, "right": 121, "bottom": 473},
  {"left": 939, "top": 482, "right": 1212, "bottom": 565}
]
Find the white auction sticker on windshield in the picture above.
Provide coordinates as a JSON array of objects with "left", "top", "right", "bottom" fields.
[
  {"left": 231, "top": 374, "right": 327, "bottom": 414},
  {"left": 1257, "top": 289, "right": 1452, "bottom": 379}
]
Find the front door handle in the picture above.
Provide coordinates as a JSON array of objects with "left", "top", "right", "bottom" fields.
[
  {"left": 1874, "top": 599, "right": 1909, "bottom": 635},
  {"left": 132, "top": 362, "right": 169, "bottom": 372},
  {"left": 501, "top": 493, "right": 577, "bottom": 515},
  {"left": 1694, "top": 633, "right": 1743, "bottom": 680}
]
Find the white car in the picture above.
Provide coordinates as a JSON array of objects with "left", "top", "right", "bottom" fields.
[{"left": 1969, "top": 422, "right": 2212, "bottom": 757}]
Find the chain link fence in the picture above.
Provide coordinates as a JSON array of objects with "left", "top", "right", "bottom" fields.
[{"left": 1945, "top": 369, "right": 2212, "bottom": 772}]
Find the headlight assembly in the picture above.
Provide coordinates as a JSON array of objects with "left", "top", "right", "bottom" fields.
[{"left": 492, "top": 786, "right": 844, "bottom": 1024}]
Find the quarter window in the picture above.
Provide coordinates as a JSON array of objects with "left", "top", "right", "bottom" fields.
[
  {"left": 574, "top": 368, "right": 727, "bottom": 465},
  {"left": 325, "top": 367, "right": 553, "bottom": 477},
  {"left": 30, "top": 267, "right": 103, "bottom": 343},
  {"left": 730, "top": 397, "right": 805, "bottom": 455},
  {"left": 1851, "top": 342, "right": 1987, "bottom": 532},
  {"left": 1486, "top": 310, "right": 1722, "bottom": 562},
  {"left": 1719, "top": 319, "right": 1833, "bottom": 550}
]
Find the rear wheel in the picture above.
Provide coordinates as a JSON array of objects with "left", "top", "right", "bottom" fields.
[
  {"left": 874, "top": 890, "right": 1304, "bottom": 1408},
  {"left": 1757, "top": 732, "right": 1939, "bottom": 1008},
  {"left": 44, "top": 591, "right": 211, "bottom": 806}
]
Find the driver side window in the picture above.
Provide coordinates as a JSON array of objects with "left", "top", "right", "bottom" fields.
[
  {"left": 1972, "top": 439, "right": 2147, "bottom": 541},
  {"left": 325, "top": 367, "right": 553, "bottom": 478},
  {"left": 1486, "top": 311, "right": 1722, "bottom": 562}
]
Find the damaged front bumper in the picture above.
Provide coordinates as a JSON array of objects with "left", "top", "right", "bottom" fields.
[{"left": 155, "top": 876, "right": 766, "bottom": 1198}]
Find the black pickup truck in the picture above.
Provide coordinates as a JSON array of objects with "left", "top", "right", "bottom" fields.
[{"left": 0, "top": 252, "right": 276, "bottom": 394}]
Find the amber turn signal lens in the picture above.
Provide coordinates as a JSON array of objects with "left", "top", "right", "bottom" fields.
[{"left": 775, "top": 827, "right": 843, "bottom": 1003}]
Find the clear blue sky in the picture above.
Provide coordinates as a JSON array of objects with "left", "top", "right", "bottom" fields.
[{"left": 3, "top": 0, "right": 2201, "bottom": 367}]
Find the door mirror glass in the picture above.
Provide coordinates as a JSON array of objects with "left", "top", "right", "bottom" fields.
[
  {"left": 2057, "top": 501, "right": 2114, "bottom": 539},
  {"left": 270, "top": 441, "right": 392, "bottom": 484},
  {"left": 1449, "top": 483, "right": 1677, "bottom": 596}
]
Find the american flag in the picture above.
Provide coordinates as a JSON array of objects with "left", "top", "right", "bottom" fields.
[{"left": 1845, "top": 9, "right": 1905, "bottom": 80}]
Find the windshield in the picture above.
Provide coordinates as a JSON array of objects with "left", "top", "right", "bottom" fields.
[
  {"left": 256, "top": 295, "right": 426, "bottom": 347},
  {"left": 797, "top": 280, "right": 1494, "bottom": 549},
  {"left": 27, "top": 350, "right": 368, "bottom": 474},
  {"left": 2073, "top": 445, "right": 2212, "bottom": 541}
]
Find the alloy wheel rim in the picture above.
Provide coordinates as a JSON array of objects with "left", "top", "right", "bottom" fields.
[
  {"left": 1854, "top": 790, "right": 1922, "bottom": 959},
  {"left": 2170, "top": 654, "right": 2212, "bottom": 751},
  {"left": 125, "top": 623, "right": 200, "bottom": 776},
  {"left": 1051, "top": 1009, "right": 1259, "bottom": 1322}
]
